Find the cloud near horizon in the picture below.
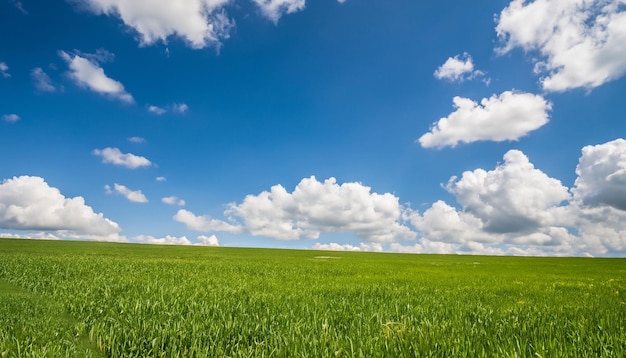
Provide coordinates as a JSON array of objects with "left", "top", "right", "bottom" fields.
[
  {"left": 0, "top": 176, "right": 124, "bottom": 241},
  {"left": 175, "top": 176, "right": 416, "bottom": 243},
  {"left": 406, "top": 139, "right": 626, "bottom": 256}
]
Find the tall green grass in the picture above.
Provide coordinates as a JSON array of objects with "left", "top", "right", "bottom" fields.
[{"left": 1, "top": 238, "right": 625, "bottom": 357}]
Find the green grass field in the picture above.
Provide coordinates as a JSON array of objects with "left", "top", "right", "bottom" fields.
[{"left": 0, "top": 238, "right": 625, "bottom": 357}]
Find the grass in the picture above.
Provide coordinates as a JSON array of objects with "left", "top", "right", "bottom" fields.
[{"left": 0, "top": 238, "right": 625, "bottom": 357}]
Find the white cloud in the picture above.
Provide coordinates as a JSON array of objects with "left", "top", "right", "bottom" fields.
[
  {"left": 446, "top": 149, "right": 570, "bottom": 234},
  {"left": 0, "top": 62, "right": 10, "bottom": 78},
  {"left": 77, "top": 0, "right": 233, "bottom": 49},
  {"left": 147, "top": 103, "right": 188, "bottom": 114},
  {"left": 59, "top": 50, "right": 134, "bottom": 103},
  {"left": 197, "top": 234, "right": 219, "bottom": 246},
  {"left": 496, "top": 0, "right": 626, "bottom": 92},
  {"left": 390, "top": 241, "right": 455, "bottom": 255},
  {"left": 93, "top": 147, "right": 152, "bottom": 169},
  {"left": 409, "top": 200, "right": 486, "bottom": 243},
  {"left": 173, "top": 209, "right": 244, "bottom": 233},
  {"left": 2, "top": 114, "right": 20, "bottom": 123},
  {"left": 313, "top": 242, "right": 383, "bottom": 252},
  {"left": 418, "top": 91, "right": 551, "bottom": 148},
  {"left": 406, "top": 142, "right": 626, "bottom": 257},
  {"left": 128, "top": 136, "right": 146, "bottom": 144},
  {"left": 171, "top": 103, "right": 189, "bottom": 114},
  {"left": 105, "top": 183, "right": 148, "bottom": 203},
  {"left": 148, "top": 105, "right": 167, "bottom": 115},
  {"left": 31, "top": 67, "right": 56, "bottom": 92},
  {"left": 434, "top": 53, "right": 485, "bottom": 82},
  {"left": 134, "top": 234, "right": 192, "bottom": 245},
  {"left": 177, "top": 176, "right": 415, "bottom": 243},
  {"left": 252, "top": 0, "right": 306, "bottom": 23},
  {"left": 0, "top": 176, "right": 124, "bottom": 241},
  {"left": 156, "top": 176, "right": 167, "bottom": 182},
  {"left": 571, "top": 138, "right": 626, "bottom": 210},
  {"left": 162, "top": 196, "right": 186, "bottom": 206}
]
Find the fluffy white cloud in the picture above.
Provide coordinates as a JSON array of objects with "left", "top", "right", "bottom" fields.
[
  {"left": 156, "top": 176, "right": 167, "bottom": 182},
  {"left": 496, "top": 0, "right": 626, "bottom": 91},
  {"left": 105, "top": 183, "right": 148, "bottom": 203},
  {"left": 409, "top": 200, "right": 486, "bottom": 243},
  {"left": 419, "top": 91, "right": 551, "bottom": 148},
  {"left": 313, "top": 242, "right": 383, "bottom": 252},
  {"left": 0, "top": 62, "right": 10, "bottom": 78},
  {"left": 59, "top": 50, "right": 134, "bottom": 103},
  {"left": 446, "top": 149, "right": 570, "bottom": 234},
  {"left": 134, "top": 235, "right": 192, "bottom": 245},
  {"left": 77, "top": 0, "right": 233, "bottom": 49},
  {"left": 406, "top": 142, "right": 626, "bottom": 256},
  {"left": 434, "top": 53, "right": 484, "bottom": 82},
  {"left": 197, "top": 234, "right": 219, "bottom": 246},
  {"left": 0, "top": 176, "right": 124, "bottom": 241},
  {"left": 177, "top": 176, "right": 415, "bottom": 242},
  {"left": 31, "top": 67, "right": 56, "bottom": 92},
  {"left": 252, "top": 0, "right": 306, "bottom": 23},
  {"left": 571, "top": 138, "right": 626, "bottom": 210},
  {"left": 162, "top": 196, "right": 186, "bottom": 206},
  {"left": 93, "top": 147, "right": 152, "bottom": 169},
  {"left": 2, "top": 114, "right": 20, "bottom": 123},
  {"left": 174, "top": 209, "right": 244, "bottom": 233}
]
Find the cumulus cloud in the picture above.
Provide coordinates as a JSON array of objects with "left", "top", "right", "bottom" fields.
[
  {"left": 105, "top": 184, "right": 148, "bottom": 203},
  {"left": 2, "top": 114, "right": 20, "bottom": 123},
  {"left": 156, "top": 176, "right": 167, "bottom": 182},
  {"left": 313, "top": 242, "right": 383, "bottom": 252},
  {"left": 176, "top": 176, "right": 415, "bottom": 243},
  {"left": 434, "top": 53, "right": 485, "bottom": 82},
  {"left": 134, "top": 234, "right": 192, "bottom": 245},
  {"left": 59, "top": 50, "right": 134, "bottom": 103},
  {"left": 0, "top": 176, "right": 124, "bottom": 241},
  {"left": 405, "top": 142, "right": 626, "bottom": 256},
  {"left": 446, "top": 149, "right": 570, "bottom": 234},
  {"left": 418, "top": 91, "right": 551, "bottom": 148},
  {"left": 0, "top": 62, "right": 10, "bottom": 78},
  {"left": 174, "top": 209, "right": 244, "bottom": 233},
  {"left": 496, "top": 0, "right": 626, "bottom": 91},
  {"left": 571, "top": 138, "right": 626, "bottom": 210},
  {"left": 93, "top": 147, "right": 152, "bottom": 169},
  {"left": 31, "top": 67, "right": 56, "bottom": 92},
  {"left": 253, "top": 0, "right": 306, "bottom": 23},
  {"left": 197, "top": 234, "right": 219, "bottom": 246},
  {"left": 76, "top": 0, "right": 233, "bottom": 49},
  {"left": 162, "top": 196, "right": 186, "bottom": 206}
]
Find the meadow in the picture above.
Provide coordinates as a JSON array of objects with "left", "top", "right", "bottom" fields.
[{"left": 0, "top": 238, "right": 624, "bottom": 357}]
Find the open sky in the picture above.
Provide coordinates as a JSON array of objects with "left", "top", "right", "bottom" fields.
[{"left": 1, "top": 0, "right": 626, "bottom": 256}]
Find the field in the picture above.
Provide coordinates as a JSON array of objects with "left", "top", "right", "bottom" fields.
[{"left": 0, "top": 239, "right": 625, "bottom": 357}]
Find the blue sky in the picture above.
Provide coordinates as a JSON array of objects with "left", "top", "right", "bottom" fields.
[{"left": 2, "top": 0, "right": 626, "bottom": 256}]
